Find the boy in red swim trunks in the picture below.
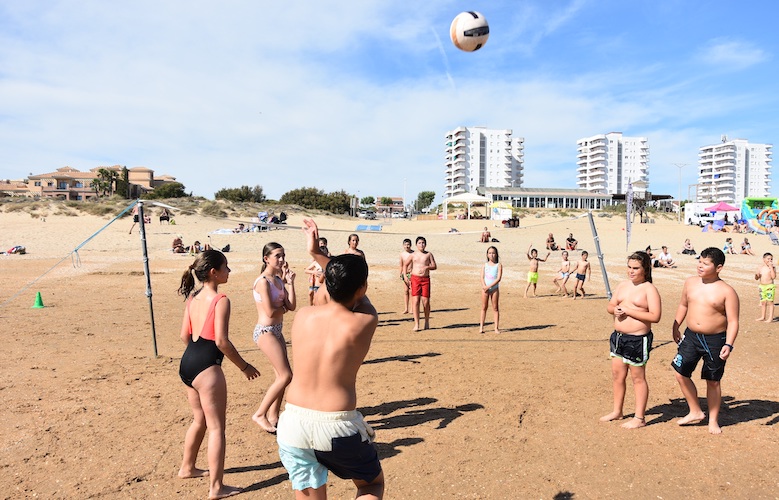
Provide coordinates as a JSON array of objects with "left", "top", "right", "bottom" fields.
[{"left": 410, "top": 236, "right": 437, "bottom": 331}]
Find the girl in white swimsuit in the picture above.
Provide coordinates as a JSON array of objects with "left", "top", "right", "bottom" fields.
[
  {"left": 251, "top": 242, "right": 296, "bottom": 433},
  {"left": 479, "top": 246, "right": 503, "bottom": 334}
]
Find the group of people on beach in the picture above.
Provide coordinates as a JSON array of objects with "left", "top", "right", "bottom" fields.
[
  {"left": 600, "top": 247, "right": 749, "bottom": 434},
  {"left": 176, "top": 220, "right": 384, "bottom": 499},
  {"left": 477, "top": 228, "right": 773, "bottom": 436},
  {"left": 723, "top": 236, "right": 756, "bottom": 255},
  {"left": 172, "top": 217, "right": 776, "bottom": 498},
  {"left": 603, "top": 245, "right": 777, "bottom": 435}
]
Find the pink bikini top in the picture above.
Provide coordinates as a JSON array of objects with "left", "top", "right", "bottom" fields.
[
  {"left": 252, "top": 275, "right": 285, "bottom": 307},
  {"left": 186, "top": 294, "right": 226, "bottom": 341}
]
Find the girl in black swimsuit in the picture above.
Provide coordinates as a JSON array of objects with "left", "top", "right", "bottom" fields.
[{"left": 176, "top": 250, "right": 260, "bottom": 499}]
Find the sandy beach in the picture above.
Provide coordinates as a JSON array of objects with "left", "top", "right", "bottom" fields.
[{"left": 1, "top": 203, "right": 778, "bottom": 499}]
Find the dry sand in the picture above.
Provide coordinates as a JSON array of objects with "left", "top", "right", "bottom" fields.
[{"left": 1, "top": 206, "right": 778, "bottom": 499}]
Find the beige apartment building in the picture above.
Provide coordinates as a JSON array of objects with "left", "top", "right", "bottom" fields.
[{"left": 2, "top": 165, "right": 177, "bottom": 200}]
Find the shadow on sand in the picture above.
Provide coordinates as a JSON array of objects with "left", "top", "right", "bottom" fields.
[
  {"left": 363, "top": 352, "right": 442, "bottom": 365},
  {"left": 646, "top": 396, "right": 779, "bottom": 427}
]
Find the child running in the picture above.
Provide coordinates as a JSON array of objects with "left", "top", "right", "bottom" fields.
[
  {"left": 671, "top": 247, "right": 740, "bottom": 434},
  {"left": 251, "top": 242, "right": 297, "bottom": 434},
  {"left": 755, "top": 252, "right": 776, "bottom": 322},
  {"left": 410, "top": 236, "right": 437, "bottom": 331},
  {"left": 552, "top": 250, "right": 572, "bottom": 296},
  {"left": 571, "top": 251, "right": 591, "bottom": 300},
  {"left": 399, "top": 238, "right": 414, "bottom": 313},
  {"left": 177, "top": 250, "right": 260, "bottom": 499},
  {"left": 479, "top": 246, "right": 503, "bottom": 334},
  {"left": 276, "top": 218, "right": 384, "bottom": 499},
  {"left": 601, "top": 251, "right": 661, "bottom": 428},
  {"left": 524, "top": 244, "right": 549, "bottom": 298}
]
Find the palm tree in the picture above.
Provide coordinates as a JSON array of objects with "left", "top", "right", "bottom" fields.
[{"left": 95, "top": 168, "right": 118, "bottom": 196}]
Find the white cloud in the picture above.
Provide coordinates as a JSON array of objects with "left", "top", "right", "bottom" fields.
[
  {"left": 697, "top": 38, "right": 768, "bottom": 70},
  {"left": 0, "top": 1, "right": 776, "bottom": 203}
]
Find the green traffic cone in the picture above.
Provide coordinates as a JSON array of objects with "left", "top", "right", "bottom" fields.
[{"left": 32, "top": 291, "right": 45, "bottom": 309}]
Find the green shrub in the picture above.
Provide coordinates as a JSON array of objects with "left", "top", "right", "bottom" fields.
[{"left": 200, "top": 201, "right": 226, "bottom": 218}]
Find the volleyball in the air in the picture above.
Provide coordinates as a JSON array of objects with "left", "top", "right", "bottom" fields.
[{"left": 450, "top": 11, "right": 489, "bottom": 52}]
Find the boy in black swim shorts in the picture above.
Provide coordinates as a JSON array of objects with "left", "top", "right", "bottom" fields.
[
  {"left": 601, "top": 251, "right": 661, "bottom": 429},
  {"left": 671, "top": 247, "right": 739, "bottom": 435},
  {"left": 672, "top": 329, "right": 728, "bottom": 380}
]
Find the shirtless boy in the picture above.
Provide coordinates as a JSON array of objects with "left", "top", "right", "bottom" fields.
[
  {"left": 571, "top": 251, "right": 591, "bottom": 300},
  {"left": 755, "top": 252, "right": 776, "bottom": 322},
  {"left": 410, "top": 236, "right": 437, "bottom": 331},
  {"left": 399, "top": 238, "right": 414, "bottom": 313},
  {"left": 546, "top": 233, "right": 558, "bottom": 251},
  {"left": 479, "top": 227, "right": 491, "bottom": 243},
  {"left": 671, "top": 247, "right": 740, "bottom": 434},
  {"left": 552, "top": 250, "right": 571, "bottom": 296},
  {"left": 276, "top": 218, "right": 384, "bottom": 499},
  {"left": 601, "top": 251, "right": 661, "bottom": 429},
  {"left": 129, "top": 204, "right": 140, "bottom": 234},
  {"left": 525, "top": 244, "right": 549, "bottom": 298},
  {"left": 566, "top": 233, "right": 578, "bottom": 251}
]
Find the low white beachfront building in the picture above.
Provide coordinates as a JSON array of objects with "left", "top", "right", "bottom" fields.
[{"left": 479, "top": 187, "right": 615, "bottom": 210}]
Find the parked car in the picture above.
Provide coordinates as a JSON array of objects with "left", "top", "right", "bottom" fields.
[
  {"left": 687, "top": 212, "right": 715, "bottom": 226},
  {"left": 365, "top": 211, "right": 377, "bottom": 220}
]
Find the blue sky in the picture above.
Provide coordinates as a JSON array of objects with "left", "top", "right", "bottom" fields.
[{"left": 1, "top": 1, "right": 776, "bottom": 204}]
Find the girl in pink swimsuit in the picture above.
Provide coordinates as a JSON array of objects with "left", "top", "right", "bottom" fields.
[{"left": 251, "top": 242, "right": 297, "bottom": 433}]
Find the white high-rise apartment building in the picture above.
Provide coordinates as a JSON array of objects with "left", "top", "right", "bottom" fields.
[
  {"left": 697, "top": 137, "right": 772, "bottom": 203},
  {"left": 576, "top": 132, "right": 649, "bottom": 195},
  {"left": 444, "top": 126, "right": 524, "bottom": 197}
]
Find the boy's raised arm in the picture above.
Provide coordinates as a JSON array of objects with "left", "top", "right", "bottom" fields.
[{"left": 303, "top": 218, "right": 330, "bottom": 270}]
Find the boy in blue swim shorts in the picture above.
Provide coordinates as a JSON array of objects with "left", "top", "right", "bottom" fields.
[
  {"left": 671, "top": 247, "right": 739, "bottom": 435},
  {"left": 276, "top": 218, "right": 384, "bottom": 498}
]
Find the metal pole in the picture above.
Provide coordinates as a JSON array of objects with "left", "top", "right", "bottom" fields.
[
  {"left": 403, "top": 178, "right": 407, "bottom": 214},
  {"left": 674, "top": 163, "right": 688, "bottom": 223},
  {"left": 587, "top": 211, "right": 612, "bottom": 299},
  {"left": 138, "top": 201, "right": 159, "bottom": 357}
]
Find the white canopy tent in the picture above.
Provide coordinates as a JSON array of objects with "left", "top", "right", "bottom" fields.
[{"left": 443, "top": 192, "right": 493, "bottom": 220}]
